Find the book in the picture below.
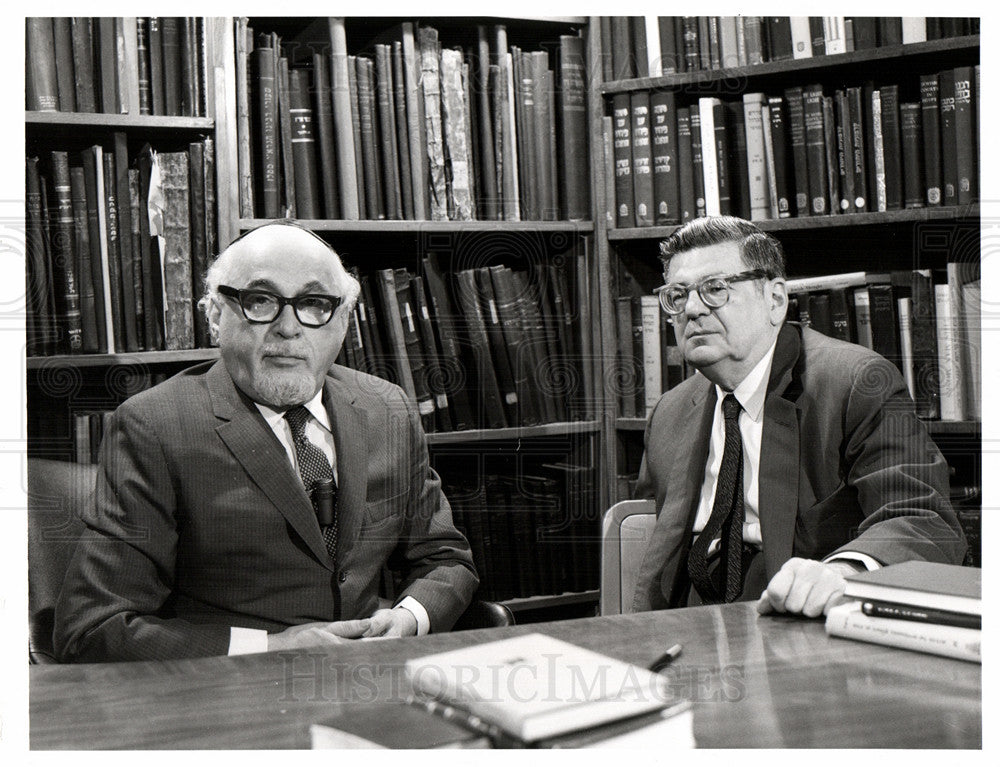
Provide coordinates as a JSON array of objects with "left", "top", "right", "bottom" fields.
[
  {"left": 934, "top": 278, "right": 965, "bottom": 421},
  {"left": 825, "top": 602, "right": 980, "bottom": 663},
  {"left": 328, "top": 18, "right": 359, "bottom": 220},
  {"left": 453, "top": 269, "right": 507, "bottom": 429},
  {"left": 742, "top": 93, "right": 769, "bottom": 220},
  {"left": 844, "top": 561, "right": 981, "bottom": 616},
  {"left": 784, "top": 86, "right": 809, "bottom": 217},
  {"left": 650, "top": 90, "right": 679, "bottom": 225},
  {"left": 288, "top": 68, "right": 320, "bottom": 220},
  {"left": 47, "top": 151, "right": 84, "bottom": 353},
  {"left": 879, "top": 84, "right": 902, "bottom": 210},
  {"left": 374, "top": 44, "right": 402, "bottom": 221},
  {"left": 26, "top": 18, "right": 59, "bottom": 111},
  {"left": 310, "top": 700, "right": 490, "bottom": 749},
  {"left": 630, "top": 90, "right": 654, "bottom": 226},
  {"left": 405, "top": 633, "right": 686, "bottom": 743},
  {"left": 676, "top": 107, "right": 696, "bottom": 222},
  {"left": 419, "top": 26, "right": 448, "bottom": 220},
  {"left": 440, "top": 47, "right": 473, "bottom": 221},
  {"left": 951, "top": 66, "right": 976, "bottom": 205},
  {"left": 802, "top": 84, "right": 827, "bottom": 215},
  {"left": 156, "top": 150, "right": 195, "bottom": 350},
  {"left": 860, "top": 600, "right": 980, "bottom": 630},
  {"left": 698, "top": 97, "right": 721, "bottom": 215},
  {"left": 611, "top": 93, "right": 632, "bottom": 227}
]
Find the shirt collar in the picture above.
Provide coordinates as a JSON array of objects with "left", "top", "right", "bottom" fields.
[
  {"left": 716, "top": 338, "right": 778, "bottom": 423},
  {"left": 254, "top": 388, "right": 331, "bottom": 431}
]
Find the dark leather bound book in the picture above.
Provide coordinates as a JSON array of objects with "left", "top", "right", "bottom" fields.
[
  {"left": 676, "top": 107, "right": 696, "bottom": 222},
  {"left": 511, "top": 269, "right": 560, "bottom": 423},
  {"left": 801, "top": 84, "right": 827, "bottom": 215},
  {"left": 157, "top": 150, "right": 195, "bottom": 351},
  {"left": 532, "top": 269, "right": 568, "bottom": 421},
  {"left": 26, "top": 157, "right": 53, "bottom": 355},
  {"left": 288, "top": 68, "right": 320, "bottom": 220},
  {"left": 148, "top": 18, "right": 165, "bottom": 115},
  {"left": 615, "top": 297, "right": 637, "bottom": 418},
  {"left": 828, "top": 287, "right": 854, "bottom": 342},
  {"left": 134, "top": 18, "right": 151, "bottom": 115},
  {"left": 46, "top": 152, "right": 83, "bottom": 352},
  {"left": 26, "top": 19, "right": 59, "bottom": 111},
  {"left": 952, "top": 66, "right": 977, "bottom": 205},
  {"left": 658, "top": 16, "right": 682, "bottom": 74},
  {"left": 112, "top": 132, "right": 141, "bottom": 351},
  {"left": 697, "top": 17, "right": 711, "bottom": 69},
  {"left": 440, "top": 47, "right": 474, "bottom": 221},
  {"left": 543, "top": 264, "right": 584, "bottom": 419},
  {"left": 374, "top": 45, "right": 402, "bottom": 220},
  {"left": 834, "top": 90, "right": 855, "bottom": 214},
  {"left": 630, "top": 90, "right": 654, "bottom": 226},
  {"left": 919, "top": 74, "right": 942, "bottom": 206},
  {"left": 850, "top": 17, "right": 878, "bottom": 50},
  {"left": 126, "top": 169, "right": 147, "bottom": 352},
  {"left": 630, "top": 296, "right": 646, "bottom": 417},
  {"left": 136, "top": 145, "right": 164, "bottom": 351},
  {"left": 766, "top": 17, "right": 793, "bottom": 60},
  {"left": 80, "top": 148, "right": 108, "bottom": 353},
  {"left": 95, "top": 18, "right": 118, "bottom": 113},
  {"left": 726, "top": 100, "right": 750, "bottom": 219},
  {"left": 784, "top": 86, "right": 810, "bottom": 216},
  {"left": 187, "top": 141, "right": 209, "bottom": 348},
  {"left": 867, "top": 280, "right": 902, "bottom": 373},
  {"left": 938, "top": 71, "right": 957, "bottom": 206},
  {"left": 900, "top": 102, "right": 924, "bottom": 209},
  {"left": 846, "top": 86, "right": 868, "bottom": 212},
  {"left": 69, "top": 163, "right": 99, "bottom": 352},
  {"left": 609, "top": 17, "right": 634, "bottom": 80},
  {"left": 276, "top": 56, "right": 297, "bottom": 217},
  {"left": 393, "top": 268, "right": 436, "bottom": 431},
  {"left": 421, "top": 255, "right": 475, "bottom": 430},
  {"left": 250, "top": 45, "right": 280, "bottom": 218},
  {"left": 810, "top": 292, "right": 833, "bottom": 337},
  {"left": 767, "top": 96, "right": 792, "bottom": 217},
  {"left": 160, "top": 17, "right": 182, "bottom": 116},
  {"left": 510, "top": 48, "right": 536, "bottom": 220},
  {"left": 346, "top": 54, "right": 367, "bottom": 218},
  {"left": 101, "top": 151, "right": 126, "bottom": 351},
  {"left": 410, "top": 274, "right": 453, "bottom": 432},
  {"left": 631, "top": 16, "right": 649, "bottom": 77},
  {"left": 375, "top": 268, "right": 419, "bottom": 405},
  {"left": 392, "top": 41, "right": 414, "bottom": 220},
  {"left": 879, "top": 84, "right": 902, "bottom": 210},
  {"left": 611, "top": 92, "right": 633, "bottom": 227},
  {"left": 558, "top": 34, "right": 589, "bottom": 221},
  {"left": 711, "top": 100, "right": 732, "bottom": 215},
  {"left": 453, "top": 269, "right": 507, "bottom": 429},
  {"left": 52, "top": 18, "right": 76, "bottom": 112},
  {"left": 71, "top": 18, "right": 97, "bottom": 113},
  {"left": 822, "top": 95, "right": 840, "bottom": 214},
  {"left": 179, "top": 18, "right": 197, "bottom": 116},
  {"left": 355, "top": 56, "right": 383, "bottom": 220},
  {"left": 309, "top": 53, "right": 339, "bottom": 219},
  {"left": 650, "top": 90, "right": 680, "bottom": 225},
  {"left": 878, "top": 18, "right": 903, "bottom": 46},
  {"left": 909, "top": 269, "right": 941, "bottom": 419},
  {"left": 358, "top": 274, "right": 392, "bottom": 383},
  {"left": 689, "top": 108, "right": 707, "bottom": 218},
  {"left": 475, "top": 267, "right": 525, "bottom": 426},
  {"left": 681, "top": 17, "right": 700, "bottom": 71}
]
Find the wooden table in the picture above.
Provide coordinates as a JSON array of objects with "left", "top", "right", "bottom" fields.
[{"left": 29, "top": 603, "right": 981, "bottom": 749}]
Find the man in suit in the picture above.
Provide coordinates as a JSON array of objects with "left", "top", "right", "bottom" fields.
[
  {"left": 632, "top": 216, "right": 966, "bottom": 617},
  {"left": 54, "top": 222, "right": 478, "bottom": 662}
]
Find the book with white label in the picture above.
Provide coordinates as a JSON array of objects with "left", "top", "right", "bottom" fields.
[
  {"left": 405, "top": 632, "right": 690, "bottom": 744},
  {"left": 844, "top": 561, "right": 981, "bottom": 616}
]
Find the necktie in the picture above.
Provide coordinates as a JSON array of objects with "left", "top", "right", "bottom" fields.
[
  {"left": 687, "top": 393, "right": 746, "bottom": 603},
  {"left": 284, "top": 405, "right": 338, "bottom": 561}
]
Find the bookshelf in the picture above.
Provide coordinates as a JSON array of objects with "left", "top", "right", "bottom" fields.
[{"left": 592, "top": 16, "right": 982, "bottom": 563}]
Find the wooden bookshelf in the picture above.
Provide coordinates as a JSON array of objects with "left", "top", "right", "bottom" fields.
[
  {"left": 26, "top": 349, "right": 220, "bottom": 370},
  {"left": 616, "top": 416, "right": 981, "bottom": 437},
  {"left": 26, "top": 112, "right": 215, "bottom": 131},
  {"left": 426, "top": 420, "right": 599, "bottom": 445},
  {"left": 503, "top": 589, "right": 599, "bottom": 612},
  {"left": 600, "top": 35, "right": 980, "bottom": 95},
  {"left": 239, "top": 219, "right": 594, "bottom": 234}
]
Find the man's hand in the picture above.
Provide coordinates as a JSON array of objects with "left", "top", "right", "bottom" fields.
[
  {"left": 362, "top": 607, "right": 418, "bottom": 639},
  {"left": 266, "top": 619, "right": 371, "bottom": 651},
  {"left": 756, "top": 558, "right": 861, "bottom": 618}
]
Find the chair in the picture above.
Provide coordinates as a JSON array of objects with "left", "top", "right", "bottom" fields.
[
  {"left": 27, "top": 458, "right": 96, "bottom": 664},
  {"left": 451, "top": 598, "right": 515, "bottom": 631},
  {"left": 600, "top": 499, "right": 657, "bottom": 616}
]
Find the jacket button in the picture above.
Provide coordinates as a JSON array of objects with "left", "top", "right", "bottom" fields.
[{"left": 338, "top": 570, "right": 348, "bottom": 583}]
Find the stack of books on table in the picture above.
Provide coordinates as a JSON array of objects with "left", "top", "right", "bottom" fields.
[
  {"left": 826, "top": 561, "right": 981, "bottom": 663},
  {"left": 311, "top": 633, "right": 693, "bottom": 748}
]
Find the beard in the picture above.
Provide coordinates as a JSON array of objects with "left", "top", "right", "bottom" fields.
[{"left": 253, "top": 369, "right": 319, "bottom": 408}]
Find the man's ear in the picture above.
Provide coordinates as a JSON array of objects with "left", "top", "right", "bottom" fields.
[
  {"left": 207, "top": 299, "right": 222, "bottom": 343},
  {"left": 768, "top": 279, "right": 788, "bottom": 325}
]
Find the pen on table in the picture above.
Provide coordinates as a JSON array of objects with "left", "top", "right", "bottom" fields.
[{"left": 648, "top": 643, "right": 683, "bottom": 673}]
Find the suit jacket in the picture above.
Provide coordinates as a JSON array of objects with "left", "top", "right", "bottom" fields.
[
  {"left": 54, "top": 361, "right": 478, "bottom": 661},
  {"left": 632, "top": 323, "right": 966, "bottom": 611}
]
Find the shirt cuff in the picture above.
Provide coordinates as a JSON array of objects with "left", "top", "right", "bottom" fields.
[
  {"left": 396, "top": 596, "right": 430, "bottom": 635},
  {"left": 229, "top": 626, "right": 269, "bottom": 655},
  {"left": 824, "top": 552, "right": 882, "bottom": 572}
]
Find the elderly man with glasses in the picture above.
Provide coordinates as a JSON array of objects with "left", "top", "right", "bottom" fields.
[
  {"left": 54, "top": 221, "right": 478, "bottom": 662},
  {"left": 631, "top": 216, "right": 966, "bottom": 617}
]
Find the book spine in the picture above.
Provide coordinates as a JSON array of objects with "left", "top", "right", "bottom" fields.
[
  {"left": 136, "top": 144, "right": 164, "bottom": 351},
  {"left": 391, "top": 41, "right": 414, "bottom": 220},
  {"left": 726, "top": 101, "right": 750, "bottom": 219},
  {"left": 440, "top": 48, "right": 473, "bottom": 221},
  {"left": 375, "top": 268, "right": 419, "bottom": 403},
  {"left": 135, "top": 18, "right": 151, "bottom": 115},
  {"left": 615, "top": 297, "right": 637, "bottom": 418},
  {"left": 475, "top": 267, "right": 521, "bottom": 425},
  {"left": 251, "top": 46, "right": 279, "bottom": 218},
  {"left": 681, "top": 17, "right": 700, "bottom": 71},
  {"left": 453, "top": 269, "right": 507, "bottom": 429},
  {"left": 640, "top": 295, "right": 661, "bottom": 416},
  {"left": 328, "top": 19, "right": 359, "bottom": 220},
  {"left": 802, "top": 85, "right": 827, "bottom": 215},
  {"left": 934, "top": 282, "right": 964, "bottom": 420},
  {"left": 149, "top": 17, "right": 166, "bottom": 116},
  {"left": 102, "top": 151, "right": 126, "bottom": 351},
  {"left": 675, "top": 107, "right": 696, "bottom": 222},
  {"left": 346, "top": 56, "right": 368, "bottom": 218},
  {"left": 952, "top": 66, "right": 976, "bottom": 205},
  {"left": 880, "top": 85, "right": 902, "bottom": 210},
  {"left": 689, "top": 108, "right": 706, "bottom": 217},
  {"left": 612, "top": 93, "right": 633, "bottom": 227},
  {"left": 861, "top": 600, "right": 980, "bottom": 630},
  {"left": 26, "top": 157, "right": 52, "bottom": 355},
  {"left": 374, "top": 45, "right": 403, "bottom": 221},
  {"left": 71, "top": 18, "right": 98, "bottom": 113},
  {"left": 650, "top": 90, "right": 680, "bottom": 225},
  {"left": 784, "top": 86, "right": 809, "bottom": 216},
  {"left": 418, "top": 27, "right": 448, "bottom": 220},
  {"left": 834, "top": 90, "right": 854, "bottom": 214},
  {"left": 355, "top": 57, "right": 382, "bottom": 220},
  {"left": 766, "top": 97, "right": 791, "bottom": 218},
  {"left": 53, "top": 18, "right": 77, "bottom": 112},
  {"left": 160, "top": 17, "right": 181, "bottom": 116},
  {"left": 897, "top": 294, "right": 916, "bottom": 399},
  {"left": 26, "top": 18, "right": 60, "bottom": 111},
  {"left": 742, "top": 93, "right": 769, "bottom": 220},
  {"left": 126, "top": 169, "right": 147, "bottom": 350},
  {"left": 900, "top": 103, "right": 924, "bottom": 209},
  {"left": 826, "top": 605, "right": 980, "bottom": 663},
  {"left": 288, "top": 68, "right": 320, "bottom": 219},
  {"left": 821, "top": 96, "right": 840, "bottom": 214},
  {"left": 558, "top": 34, "right": 589, "bottom": 221},
  {"left": 312, "top": 53, "right": 339, "bottom": 219},
  {"left": 852, "top": 287, "right": 873, "bottom": 350},
  {"left": 187, "top": 141, "right": 209, "bottom": 348},
  {"left": 698, "top": 98, "right": 720, "bottom": 215},
  {"left": 69, "top": 163, "right": 99, "bottom": 352},
  {"left": 920, "top": 74, "right": 942, "bottom": 206},
  {"left": 158, "top": 151, "right": 195, "bottom": 350},
  {"left": 871, "top": 90, "right": 887, "bottom": 212},
  {"left": 939, "top": 73, "right": 957, "bottom": 206},
  {"left": 846, "top": 86, "right": 868, "bottom": 211},
  {"left": 630, "top": 91, "right": 654, "bottom": 226}
]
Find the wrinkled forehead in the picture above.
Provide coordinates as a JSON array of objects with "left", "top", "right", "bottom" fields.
[
  {"left": 226, "top": 228, "right": 340, "bottom": 293},
  {"left": 665, "top": 241, "right": 746, "bottom": 284}
]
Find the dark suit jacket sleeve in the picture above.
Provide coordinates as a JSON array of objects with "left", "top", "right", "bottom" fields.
[
  {"left": 386, "top": 391, "right": 478, "bottom": 631},
  {"left": 53, "top": 402, "right": 232, "bottom": 662},
  {"left": 829, "top": 353, "right": 966, "bottom": 565}
]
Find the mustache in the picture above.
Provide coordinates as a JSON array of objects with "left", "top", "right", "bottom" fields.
[{"left": 261, "top": 347, "right": 309, "bottom": 358}]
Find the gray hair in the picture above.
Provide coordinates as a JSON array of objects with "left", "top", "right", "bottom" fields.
[
  {"left": 658, "top": 215, "right": 787, "bottom": 279},
  {"left": 197, "top": 220, "right": 361, "bottom": 325}
]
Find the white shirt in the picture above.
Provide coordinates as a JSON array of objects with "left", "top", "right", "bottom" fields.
[
  {"left": 693, "top": 339, "right": 879, "bottom": 572},
  {"left": 227, "top": 391, "right": 428, "bottom": 655}
]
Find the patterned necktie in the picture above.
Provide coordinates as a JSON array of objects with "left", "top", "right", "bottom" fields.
[
  {"left": 687, "top": 393, "right": 746, "bottom": 603},
  {"left": 284, "top": 405, "right": 338, "bottom": 561}
]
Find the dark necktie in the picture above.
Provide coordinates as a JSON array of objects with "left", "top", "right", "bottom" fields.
[
  {"left": 285, "top": 405, "right": 339, "bottom": 561},
  {"left": 687, "top": 393, "right": 746, "bottom": 603}
]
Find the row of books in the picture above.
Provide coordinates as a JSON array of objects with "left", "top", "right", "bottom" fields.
[
  {"left": 444, "top": 464, "right": 599, "bottom": 602},
  {"left": 827, "top": 561, "right": 981, "bottom": 663},
  {"left": 333, "top": 254, "right": 593, "bottom": 432},
  {"left": 615, "top": 267, "right": 980, "bottom": 423},
  {"left": 237, "top": 19, "right": 590, "bottom": 222},
  {"left": 610, "top": 66, "right": 979, "bottom": 227},
  {"left": 603, "top": 16, "right": 979, "bottom": 80},
  {"left": 26, "top": 139, "right": 217, "bottom": 356},
  {"left": 25, "top": 17, "right": 207, "bottom": 117}
]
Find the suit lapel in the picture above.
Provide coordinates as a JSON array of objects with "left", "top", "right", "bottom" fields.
[
  {"left": 207, "top": 362, "right": 332, "bottom": 568},
  {"left": 323, "top": 374, "right": 369, "bottom": 558},
  {"left": 758, "top": 324, "right": 803, "bottom": 579}
]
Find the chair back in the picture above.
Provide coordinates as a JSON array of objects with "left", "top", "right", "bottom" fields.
[
  {"left": 27, "top": 459, "right": 97, "bottom": 663},
  {"left": 600, "top": 499, "right": 657, "bottom": 616}
]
